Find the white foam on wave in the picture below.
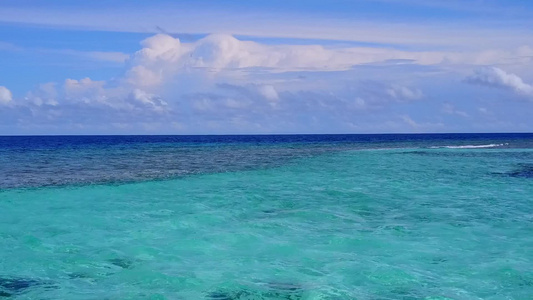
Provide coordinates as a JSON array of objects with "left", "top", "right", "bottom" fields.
[{"left": 429, "top": 143, "right": 508, "bottom": 149}]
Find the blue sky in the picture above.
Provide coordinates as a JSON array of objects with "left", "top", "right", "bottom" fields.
[{"left": 0, "top": 0, "right": 532, "bottom": 134}]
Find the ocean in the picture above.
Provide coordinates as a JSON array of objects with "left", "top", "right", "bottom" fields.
[{"left": 0, "top": 133, "right": 532, "bottom": 299}]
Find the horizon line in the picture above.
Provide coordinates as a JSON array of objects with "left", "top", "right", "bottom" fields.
[{"left": 1, "top": 132, "right": 532, "bottom": 137}]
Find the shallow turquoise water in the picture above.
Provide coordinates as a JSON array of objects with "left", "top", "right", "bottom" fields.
[{"left": 1, "top": 145, "right": 532, "bottom": 299}]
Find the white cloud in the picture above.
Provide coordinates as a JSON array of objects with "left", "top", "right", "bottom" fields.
[
  {"left": 466, "top": 67, "right": 533, "bottom": 98},
  {"left": 0, "top": 86, "right": 12, "bottom": 105},
  {"left": 128, "top": 33, "right": 365, "bottom": 83},
  {"left": 126, "top": 65, "right": 164, "bottom": 88}
]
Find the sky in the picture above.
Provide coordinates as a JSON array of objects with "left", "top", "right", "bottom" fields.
[{"left": 0, "top": 0, "right": 532, "bottom": 135}]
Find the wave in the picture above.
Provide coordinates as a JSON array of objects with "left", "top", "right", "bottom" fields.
[{"left": 430, "top": 143, "right": 508, "bottom": 149}]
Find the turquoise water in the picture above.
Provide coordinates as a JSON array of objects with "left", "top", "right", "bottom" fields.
[{"left": 0, "top": 135, "right": 532, "bottom": 299}]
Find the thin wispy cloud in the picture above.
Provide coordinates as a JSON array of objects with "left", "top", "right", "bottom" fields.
[{"left": 1, "top": 4, "right": 532, "bottom": 49}]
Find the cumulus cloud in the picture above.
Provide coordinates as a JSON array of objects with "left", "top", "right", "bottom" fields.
[
  {"left": 128, "top": 33, "right": 362, "bottom": 77},
  {"left": 20, "top": 76, "right": 170, "bottom": 118},
  {"left": 0, "top": 86, "right": 13, "bottom": 105},
  {"left": 466, "top": 67, "right": 533, "bottom": 98},
  {"left": 125, "top": 33, "right": 518, "bottom": 90},
  {"left": 25, "top": 82, "right": 58, "bottom": 106}
]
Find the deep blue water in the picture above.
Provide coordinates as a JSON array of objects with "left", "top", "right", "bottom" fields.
[
  {"left": 1, "top": 133, "right": 531, "bottom": 189},
  {"left": 2, "top": 133, "right": 532, "bottom": 150}
]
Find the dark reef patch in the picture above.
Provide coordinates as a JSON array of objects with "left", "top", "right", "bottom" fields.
[
  {"left": 108, "top": 258, "right": 134, "bottom": 269},
  {"left": 0, "top": 276, "right": 55, "bottom": 296},
  {"left": 206, "top": 290, "right": 253, "bottom": 300},
  {"left": 402, "top": 150, "right": 433, "bottom": 156},
  {"left": 67, "top": 272, "right": 94, "bottom": 280},
  {"left": 505, "top": 164, "right": 533, "bottom": 178},
  {"left": 206, "top": 282, "right": 304, "bottom": 299}
]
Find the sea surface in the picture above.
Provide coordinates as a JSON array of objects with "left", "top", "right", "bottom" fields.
[{"left": 0, "top": 133, "right": 532, "bottom": 299}]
